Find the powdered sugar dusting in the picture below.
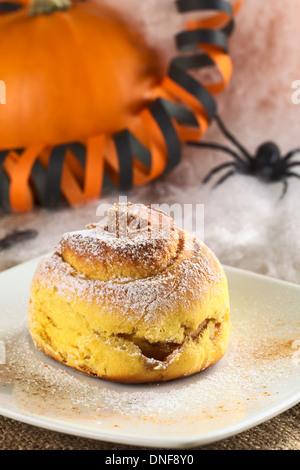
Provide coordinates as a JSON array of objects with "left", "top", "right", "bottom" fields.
[
  {"left": 32, "top": 230, "right": 223, "bottom": 329},
  {"left": 0, "top": 303, "right": 299, "bottom": 436}
]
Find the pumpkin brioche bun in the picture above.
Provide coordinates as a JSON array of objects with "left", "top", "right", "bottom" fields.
[{"left": 28, "top": 202, "right": 230, "bottom": 383}]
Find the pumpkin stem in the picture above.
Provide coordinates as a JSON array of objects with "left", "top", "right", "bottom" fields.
[{"left": 29, "top": 0, "right": 72, "bottom": 15}]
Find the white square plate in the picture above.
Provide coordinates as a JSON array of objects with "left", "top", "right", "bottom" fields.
[{"left": 0, "top": 256, "right": 299, "bottom": 448}]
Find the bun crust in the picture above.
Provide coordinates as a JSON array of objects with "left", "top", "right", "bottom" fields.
[{"left": 28, "top": 203, "right": 230, "bottom": 383}]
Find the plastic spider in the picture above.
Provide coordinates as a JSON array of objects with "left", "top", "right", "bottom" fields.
[{"left": 188, "top": 115, "right": 300, "bottom": 198}]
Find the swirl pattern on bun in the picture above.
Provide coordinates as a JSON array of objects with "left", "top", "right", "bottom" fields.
[{"left": 28, "top": 203, "right": 230, "bottom": 383}]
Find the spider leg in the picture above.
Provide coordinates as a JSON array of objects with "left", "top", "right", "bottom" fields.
[
  {"left": 285, "top": 171, "right": 300, "bottom": 180},
  {"left": 214, "top": 115, "right": 253, "bottom": 162},
  {"left": 283, "top": 149, "right": 300, "bottom": 162},
  {"left": 213, "top": 169, "right": 239, "bottom": 188},
  {"left": 188, "top": 141, "right": 248, "bottom": 166},
  {"left": 280, "top": 179, "right": 288, "bottom": 200},
  {"left": 285, "top": 161, "right": 300, "bottom": 170},
  {"left": 279, "top": 172, "right": 300, "bottom": 199},
  {"left": 202, "top": 161, "right": 237, "bottom": 184}
]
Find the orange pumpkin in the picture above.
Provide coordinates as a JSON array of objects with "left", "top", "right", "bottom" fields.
[{"left": 0, "top": 0, "right": 163, "bottom": 149}]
